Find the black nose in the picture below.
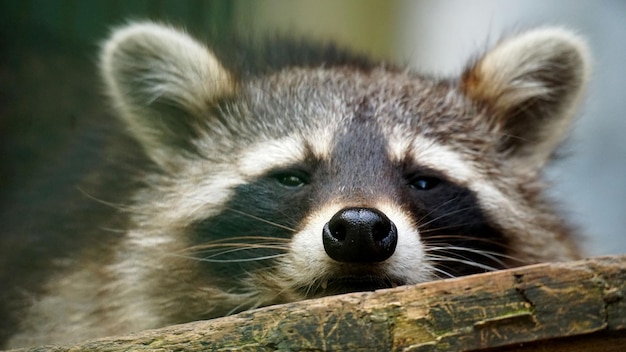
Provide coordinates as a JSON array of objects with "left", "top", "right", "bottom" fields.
[{"left": 322, "top": 207, "right": 398, "bottom": 263}]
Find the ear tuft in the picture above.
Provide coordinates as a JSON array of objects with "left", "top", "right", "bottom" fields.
[
  {"left": 100, "top": 22, "right": 235, "bottom": 169},
  {"left": 462, "top": 28, "right": 591, "bottom": 171}
]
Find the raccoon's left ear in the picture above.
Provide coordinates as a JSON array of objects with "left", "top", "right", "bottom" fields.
[
  {"left": 461, "top": 28, "right": 591, "bottom": 171},
  {"left": 100, "top": 22, "right": 236, "bottom": 170}
]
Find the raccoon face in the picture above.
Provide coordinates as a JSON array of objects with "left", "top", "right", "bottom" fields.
[
  {"left": 101, "top": 23, "right": 588, "bottom": 314},
  {"left": 215, "top": 71, "right": 514, "bottom": 298}
]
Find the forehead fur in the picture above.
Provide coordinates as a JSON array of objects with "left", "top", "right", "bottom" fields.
[{"left": 237, "top": 67, "right": 488, "bottom": 151}]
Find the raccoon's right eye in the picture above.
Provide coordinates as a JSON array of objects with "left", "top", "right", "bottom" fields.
[{"left": 272, "top": 172, "right": 309, "bottom": 188}]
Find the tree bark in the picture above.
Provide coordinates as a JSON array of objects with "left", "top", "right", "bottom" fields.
[{"left": 15, "top": 255, "right": 626, "bottom": 352}]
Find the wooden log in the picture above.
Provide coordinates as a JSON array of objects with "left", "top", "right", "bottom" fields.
[{"left": 14, "top": 255, "right": 625, "bottom": 351}]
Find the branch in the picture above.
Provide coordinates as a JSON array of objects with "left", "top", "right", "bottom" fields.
[{"left": 16, "top": 255, "right": 626, "bottom": 351}]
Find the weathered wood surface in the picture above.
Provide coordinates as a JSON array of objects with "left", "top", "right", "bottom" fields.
[{"left": 16, "top": 255, "right": 625, "bottom": 352}]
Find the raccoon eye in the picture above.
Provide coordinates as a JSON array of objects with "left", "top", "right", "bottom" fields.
[
  {"left": 273, "top": 172, "right": 308, "bottom": 188},
  {"left": 409, "top": 176, "right": 441, "bottom": 191}
]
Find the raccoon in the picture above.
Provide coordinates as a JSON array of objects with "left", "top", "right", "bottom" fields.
[{"left": 1, "top": 22, "right": 589, "bottom": 348}]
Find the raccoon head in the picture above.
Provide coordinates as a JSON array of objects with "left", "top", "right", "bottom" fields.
[{"left": 101, "top": 23, "right": 588, "bottom": 317}]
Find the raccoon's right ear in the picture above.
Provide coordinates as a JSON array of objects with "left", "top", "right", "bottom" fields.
[
  {"left": 100, "top": 22, "right": 235, "bottom": 170},
  {"left": 461, "top": 28, "right": 590, "bottom": 172}
]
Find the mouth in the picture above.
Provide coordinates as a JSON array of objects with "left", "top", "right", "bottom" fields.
[{"left": 302, "top": 276, "right": 405, "bottom": 297}]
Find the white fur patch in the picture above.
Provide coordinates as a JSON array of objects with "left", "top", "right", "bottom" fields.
[
  {"left": 236, "top": 129, "right": 335, "bottom": 179},
  {"left": 388, "top": 134, "right": 476, "bottom": 184},
  {"left": 374, "top": 201, "right": 432, "bottom": 283},
  {"left": 285, "top": 199, "right": 431, "bottom": 288},
  {"left": 306, "top": 126, "right": 335, "bottom": 159},
  {"left": 287, "top": 202, "right": 344, "bottom": 285},
  {"left": 236, "top": 137, "right": 307, "bottom": 178},
  {"left": 127, "top": 230, "right": 174, "bottom": 248}
]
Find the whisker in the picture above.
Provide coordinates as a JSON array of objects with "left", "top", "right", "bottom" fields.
[
  {"left": 418, "top": 206, "right": 480, "bottom": 229},
  {"left": 99, "top": 227, "right": 127, "bottom": 234},
  {"left": 429, "top": 266, "right": 456, "bottom": 279},
  {"left": 426, "top": 243, "right": 527, "bottom": 265},
  {"left": 191, "top": 235, "right": 291, "bottom": 243},
  {"left": 171, "top": 233, "right": 291, "bottom": 264},
  {"left": 224, "top": 208, "right": 296, "bottom": 232},
  {"left": 424, "top": 233, "right": 499, "bottom": 242},
  {"left": 225, "top": 290, "right": 268, "bottom": 316},
  {"left": 425, "top": 255, "right": 500, "bottom": 272},
  {"left": 418, "top": 222, "right": 484, "bottom": 234},
  {"left": 200, "top": 245, "right": 289, "bottom": 259},
  {"left": 427, "top": 246, "right": 509, "bottom": 267},
  {"left": 428, "top": 247, "right": 525, "bottom": 266},
  {"left": 186, "top": 242, "right": 290, "bottom": 253},
  {"left": 415, "top": 197, "right": 463, "bottom": 224},
  {"left": 198, "top": 253, "right": 289, "bottom": 263},
  {"left": 169, "top": 252, "right": 288, "bottom": 263},
  {"left": 76, "top": 186, "right": 133, "bottom": 212},
  {"left": 423, "top": 234, "right": 522, "bottom": 253},
  {"left": 181, "top": 236, "right": 290, "bottom": 253},
  {"left": 426, "top": 245, "right": 507, "bottom": 257}
]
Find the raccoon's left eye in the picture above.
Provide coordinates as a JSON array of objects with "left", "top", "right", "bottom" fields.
[
  {"left": 409, "top": 176, "right": 441, "bottom": 191},
  {"left": 273, "top": 172, "right": 308, "bottom": 188}
]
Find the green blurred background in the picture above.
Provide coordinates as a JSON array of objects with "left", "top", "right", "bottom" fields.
[{"left": 0, "top": 0, "right": 397, "bottom": 58}]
